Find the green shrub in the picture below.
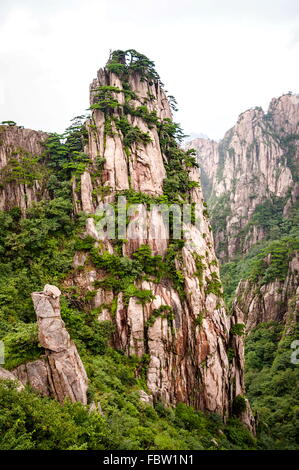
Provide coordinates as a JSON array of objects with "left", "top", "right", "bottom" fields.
[
  {"left": 224, "top": 418, "right": 256, "bottom": 449},
  {"left": 123, "top": 285, "right": 155, "bottom": 306},
  {"left": 193, "top": 253, "right": 206, "bottom": 284},
  {"left": 61, "top": 301, "right": 114, "bottom": 355},
  {"left": 106, "top": 49, "right": 161, "bottom": 84},
  {"left": 245, "top": 321, "right": 299, "bottom": 449},
  {"left": 115, "top": 116, "right": 152, "bottom": 149},
  {"left": 194, "top": 314, "right": 204, "bottom": 327},
  {"left": 0, "top": 381, "right": 109, "bottom": 450},
  {"left": 132, "top": 244, "right": 163, "bottom": 277},
  {"left": 146, "top": 305, "right": 174, "bottom": 327},
  {"left": 74, "top": 235, "right": 95, "bottom": 251},
  {"left": 206, "top": 272, "right": 223, "bottom": 297},
  {"left": 174, "top": 403, "right": 208, "bottom": 432},
  {"left": 232, "top": 395, "right": 247, "bottom": 415},
  {"left": 3, "top": 323, "right": 42, "bottom": 369},
  {"left": 0, "top": 195, "right": 78, "bottom": 324},
  {"left": 231, "top": 323, "right": 245, "bottom": 336},
  {"left": 90, "top": 86, "right": 123, "bottom": 113},
  {"left": 43, "top": 115, "right": 88, "bottom": 180},
  {"left": 0, "top": 151, "right": 47, "bottom": 186}
]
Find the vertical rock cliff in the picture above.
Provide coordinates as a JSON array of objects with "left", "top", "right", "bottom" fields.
[
  {"left": 187, "top": 93, "right": 299, "bottom": 262},
  {"left": 186, "top": 94, "right": 298, "bottom": 444},
  {"left": 233, "top": 253, "right": 299, "bottom": 332},
  {"left": 188, "top": 94, "right": 299, "bottom": 333},
  {"left": 0, "top": 124, "right": 48, "bottom": 213},
  {"left": 64, "top": 50, "right": 251, "bottom": 421},
  {"left": 0, "top": 51, "right": 254, "bottom": 431}
]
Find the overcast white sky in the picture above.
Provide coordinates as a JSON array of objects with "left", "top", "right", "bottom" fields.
[{"left": 0, "top": 0, "right": 298, "bottom": 140}]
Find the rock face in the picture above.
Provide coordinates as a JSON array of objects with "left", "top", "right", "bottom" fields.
[
  {"left": 14, "top": 284, "right": 88, "bottom": 404},
  {"left": 0, "top": 366, "right": 24, "bottom": 391},
  {"left": 234, "top": 253, "right": 299, "bottom": 332},
  {"left": 0, "top": 125, "right": 48, "bottom": 213},
  {"left": 188, "top": 94, "right": 299, "bottom": 339},
  {"left": 73, "top": 67, "right": 172, "bottom": 217},
  {"left": 0, "top": 52, "right": 254, "bottom": 429},
  {"left": 187, "top": 94, "right": 299, "bottom": 261},
  {"left": 66, "top": 52, "right": 252, "bottom": 424}
]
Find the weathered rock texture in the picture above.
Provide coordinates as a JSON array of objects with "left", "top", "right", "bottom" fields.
[
  {"left": 66, "top": 56, "right": 252, "bottom": 424},
  {"left": 234, "top": 253, "right": 299, "bottom": 332},
  {"left": 0, "top": 125, "right": 48, "bottom": 213},
  {"left": 0, "top": 366, "right": 24, "bottom": 391},
  {"left": 187, "top": 94, "right": 299, "bottom": 342},
  {"left": 73, "top": 69, "right": 172, "bottom": 216},
  {"left": 0, "top": 54, "right": 255, "bottom": 429},
  {"left": 13, "top": 284, "right": 88, "bottom": 404},
  {"left": 187, "top": 94, "right": 299, "bottom": 261}
]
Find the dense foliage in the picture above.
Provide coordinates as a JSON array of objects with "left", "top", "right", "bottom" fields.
[
  {"left": 220, "top": 196, "right": 299, "bottom": 308},
  {"left": 245, "top": 321, "right": 299, "bottom": 449},
  {"left": 0, "top": 335, "right": 256, "bottom": 451},
  {"left": 0, "top": 49, "right": 258, "bottom": 451},
  {"left": 106, "top": 49, "right": 161, "bottom": 85},
  {"left": 213, "top": 133, "right": 299, "bottom": 450}
]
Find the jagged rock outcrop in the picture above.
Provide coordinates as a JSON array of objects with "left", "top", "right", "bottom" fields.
[
  {"left": 0, "top": 51, "right": 255, "bottom": 430},
  {"left": 13, "top": 284, "right": 88, "bottom": 404},
  {"left": 233, "top": 253, "right": 299, "bottom": 331},
  {"left": 187, "top": 94, "right": 299, "bottom": 261},
  {"left": 0, "top": 366, "right": 24, "bottom": 391},
  {"left": 65, "top": 51, "right": 252, "bottom": 424},
  {"left": 0, "top": 125, "right": 48, "bottom": 213},
  {"left": 73, "top": 66, "right": 172, "bottom": 217},
  {"left": 187, "top": 94, "right": 299, "bottom": 342}
]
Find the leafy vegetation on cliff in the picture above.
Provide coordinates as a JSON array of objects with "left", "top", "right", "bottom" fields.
[
  {"left": 220, "top": 196, "right": 299, "bottom": 308},
  {"left": 0, "top": 197, "right": 253, "bottom": 450},
  {"left": 245, "top": 320, "right": 299, "bottom": 449},
  {"left": 202, "top": 102, "right": 299, "bottom": 451},
  {"left": 106, "top": 49, "right": 161, "bottom": 85},
  {"left": 90, "top": 49, "right": 199, "bottom": 204},
  {"left": 0, "top": 50, "right": 255, "bottom": 451},
  {"left": 0, "top": 331, "right": 256, "bottom": 451}
]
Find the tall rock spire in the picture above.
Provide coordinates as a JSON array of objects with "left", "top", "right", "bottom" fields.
[
  {"left": 68, "top": 50, "right": 251, "bottom": 423},
  {"left": 13, "top": 285, "right": 88, "bottom": 404}
]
